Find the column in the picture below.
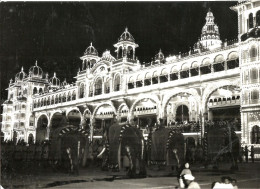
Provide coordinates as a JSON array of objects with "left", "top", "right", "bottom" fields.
[
  {"left": 46, "top": 123, "right": 51, "bottom": 140},
  {"left": 133, "top": 48, "right": 135, "bottom": 60},
  {"left": 208, "top": 110, "right": 213, "bottom": 121}
]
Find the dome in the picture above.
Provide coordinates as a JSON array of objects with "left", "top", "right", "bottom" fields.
[
  {"left": 49, "top": 72, "right": 60, "bottom": 87},
  {"left": 155, "top": 49, "right": 164, "bottom": 61},
  {"left": 29, "top": 61, "right": 43, "bottom": 78},
  {"left": 15, "top": 67, "right": 27, "bottom": 81},
  {"left": 101, "top": 50, "right": 116, "bottom": 62},
  {"left": 84, "top": 43, "right": 98, "bottom": 56},
  {"left": 201, "top": 9, "right": 220, "bottom": 38},
  {"left": 119, "top": 27, "right": 135, "bottom": 42}
]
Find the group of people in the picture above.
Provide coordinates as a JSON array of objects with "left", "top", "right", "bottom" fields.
[
  {"left": 178, "top": 163, "right": 239, "bottom": 189},
  {"left": 205, "top": 119, "right": 240, "bottom": 131},
  {"left": 241, "top": 145, "right": 255, "bottom": 163}
]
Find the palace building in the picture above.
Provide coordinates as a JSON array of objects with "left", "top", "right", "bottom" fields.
[{"left": 2, "top": 2, "right": 260, "bottom": 152}]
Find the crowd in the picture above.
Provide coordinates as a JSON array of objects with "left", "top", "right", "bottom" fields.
[
  {"left": 178, "top": 163, "right": 239, "bottom": 189},
  {"left": 167, "top": 121, "right": 200, "bottom": 133},
  {"left": 205, "top": 119, "right": 241, "bottom": 131}
]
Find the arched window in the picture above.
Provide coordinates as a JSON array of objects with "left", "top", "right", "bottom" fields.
[
  {"left": 28, "top": 133, "right": 34, "bottom": 144},
  {"left": 44, "top": 98, "right": 47, "bottom": 106},
  {"left": 51, "top": 96, "right": 54, "bottom": 104},
  {"left": 250, "top": 47, "right": 257, "bottom": 61},
  {"left": 250, "top": 68, "right": 258, "bottom": 83},
  {"left": 257, "top": 11, "right": 260, "bottom": 27},
  {"left": 251, "top": 125, "right": 260, "bottom": 144},
  {"left": 89, "top": 83, "right": 93, "bottom": 97},
  {"left": 67, "top": 92, "right": 71, "bottom": 101},
  {"left": 114, "top": 75, "right": 120, "bottom": 91},
  {"left": 62, "top": 93, "right": 66, "bottom": 102},
  {"left": 104, "top": 79, "right": 110, "bottom": 94},
  {"left": 72, "top": 91, "right": 76, "bottom": 100},
  {"left": 39, "top": 88, "right": 43, "bottom": 94},
  {"left": 33, "top": 87, "right": 37, "bottom": 95},
  {"left": 249, "top": 13, "right": 254, "bottom": 29},
  {"left": 55, "top": 95, "right": 59, "bottom": 104},
  {"left": 251, "top": 90, "right": 259, "bottom": 100},
  {"left": 79, "top": 84, "right": 85, "bottom": 98},
  {"left": 176, "top": 105, "right": 189, "bottom": 123},
  {"left": 95, "top": 78, "right": 102, "bottom": 95},
  {"left": 47, "top": 97, "right": 50, "bottom": 105},
  {"left": 59, "top": 94, "right": 62, "bottom": 103}
]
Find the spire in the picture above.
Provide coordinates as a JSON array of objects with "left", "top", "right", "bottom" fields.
[
  {"left": 35, "top": 60, "right": 38, "bottom": 66},
  {"left": 21, "top": 67, "right": 24, "bottom": 71},
  {"left": 54, "top": 72, "right": 56, "bottom": 77},
  {"left": 125, "top": 27, "right": 128, "bottom": 32},
  {"left": 90, "top": 42, "right": 92, "bottom": 46}
]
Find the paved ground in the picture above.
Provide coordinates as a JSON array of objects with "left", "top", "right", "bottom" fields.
[{"left": 1, "top": 162, "right": 260, "bottom": 189}]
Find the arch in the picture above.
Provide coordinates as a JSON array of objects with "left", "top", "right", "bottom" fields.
[
  {"left": 95, "top": 77, "right": 103, "bottom": 95},
  {"left": 160, "top": 68, "right": 168, "bottom": 75},
  {"left": 114, "top": 74, "right": 121, "bottom": 91},
  {"left": 181, "top": 63, "right": 189, "bottom": 71},
  {"left": 202, "top": 80, "right": 240, "bottom": 113},
  {"left": 201, "top": 57, "right": 211, "bottom": 66},
  {"left": 176, "top": 104, "right": 189, "bottom": 122},
  {"left": 145, "top": 72, "right": 152, "bottom": 79},
  {"left": 257, "top": 10, "right": 260, "bottom": 27},
  {"left": 36, "top": 114, "right": 49, "bottom": 142},
  {"left": 79, "top": 83, "right": 85, "bottom": 98},
  {"left": 117, "top": 103, "right": 129, "bottom": 115},
  {"left": 129, "top": 76, "right": 135, "bottom": 82},
  {"left": 191, "top": 61, "right": 199, "bottom": 68},
  {"left": 67, "top": 91, "right": 72, "bottom": 101},
  {"left": 83, "top": 108, "right": 92, "bottom": 118},
  {"left": 39, "top": 88, "right": 43, "bottom": 94},
  {"left": 250, "top": 46, "right": 257, "bottom": 59},
  {"left": 129, "top": 94, "right": 160, "bottom": 115},
  {"left": 66, "top": 107, "right": 82, "bottom": 117},
  {"left": 250, "top": 68, "right": 258, "bottom": 83},
  {"left": 228, "top": 51, "right": 239, "bottom": 60},
  {"left": 136, "top": 74, "right": 143, "bottom": 81},
  {"left": 72, "top": 90, "right": 76, "bottom": 100},
  {"left": 249, "top": 13, "right": 253, "bottom": 29},
  {"left": 152, "top": 70, "right": 158, "bottom": 77},
  {"left": 214, "top": 54, "right": 225, "bottom": 63},
  {"left": 92, "top": 102, "right": 117, "bottom": 117},
  {"left": 171, "top": 66, "right": 178, "bottom": 73},
  {"left": 28, "top": 133, "right": 34, "bottom": 144},
  {"left": 162, "top": 88, "right": 200, "bottom": 115},
  {"left": 33, "top": 87, "right": 38, "bottom": 95},
  {"left": 104, "top": 78, "right": 110, "bottom": 94}
]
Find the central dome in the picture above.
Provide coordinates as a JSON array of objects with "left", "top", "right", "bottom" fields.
[
  {"left": 84, "top": 43, "right": 98, "bottom": 56},
  {"left": 119, "top": 27, "right": 135, "bottom": 42},
  {"left": 29, "top": 61, "right": 43, "bottom": 78}
]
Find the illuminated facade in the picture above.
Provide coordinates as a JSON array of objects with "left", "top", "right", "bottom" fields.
[{"left": 2, "top": 2, "right": 260, "bottom": 150}]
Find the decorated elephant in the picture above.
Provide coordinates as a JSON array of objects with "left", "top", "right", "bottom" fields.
[
  {"left": 98, "top": 122, "right": 146, "bottom": 178},
  {"left": 147, "top": 126, "right": 185, "bottom": 173},
  {"left": 49, "top": 125, "right": 89, "bottom": 174},
  {"left": 204, "top": 126, "right": 240, "bottom": 170}
]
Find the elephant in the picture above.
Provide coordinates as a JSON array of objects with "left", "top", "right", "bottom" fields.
[
  {"left": 204, "top": 126, "right": 240, "bottom": 170},
  {"left": 147, "top": 126, "right": 185, "bottom": 173},
  {"left": 98, "top": 122, "right": 146, "bottom": 178},
  {"left": 49, "top": 125, "right": 89, "bottom": 174}
]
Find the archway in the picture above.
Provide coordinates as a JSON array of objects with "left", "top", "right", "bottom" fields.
[
  {"left": 28, "top": 133, "right": 34, "bottom": 144},
  {"left": 176, "top": 105, "right": 189, "bottom": 123},
  {"left": 132, "top": 98, "right": 157, "bottom": 130},
  {"left": 251, "top": 125, "right": 260, "bottom": 144},
  {"left": 49, "top": 112, "right": 64, "bottom": 139},
  {"left": 67, "top": 109, "right": 81, "bottom": 126},
  {"left": 118, "top": 104, "right": 129, "bottom": 123},
  {"left": 94, "top": 104, "right": 115, "bottom": 137},
  {"left": 206, "top": 86, "right": 240, "bottom": 123},
  {"left": 165, "top": 92, "right": 197, "bottom": 124},
  {"left": 83, "top": 109, "right": 91, "bottom": 130},
  {"left": 36, "top": 114, "right": 48, "bottom": 142}
]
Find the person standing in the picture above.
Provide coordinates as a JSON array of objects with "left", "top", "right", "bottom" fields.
[
  {"left": 244, "top": 145, "right": 249, "bottom": 163},
  {"left": 250, "top": 146, "right": 255, "bottom": 163}
]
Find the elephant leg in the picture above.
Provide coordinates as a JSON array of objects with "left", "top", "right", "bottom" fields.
[{"left": 125, "top": 146, "right": 136, "bottom": 177}]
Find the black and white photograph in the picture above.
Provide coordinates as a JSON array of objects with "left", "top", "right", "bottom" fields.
[{"left": 1, "top": 0, "right": 260, "bottom": 188}]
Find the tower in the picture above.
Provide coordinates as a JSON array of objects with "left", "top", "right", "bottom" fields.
[
  {"left": 231, "top": 2, "right": 260, "bottom": 145},
  {"left": 114, "top": 27, "right": 139, "bottom": 60},
  {"left": 194, "top": 9, "right": 222, "bottom": 51},
  {"left": 80, "top": 43, "right": 100, "bottom": 70}
]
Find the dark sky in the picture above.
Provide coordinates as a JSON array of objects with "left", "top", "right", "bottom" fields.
[{"left": 0, "top": 1, "right": 238, "bottom": 100}]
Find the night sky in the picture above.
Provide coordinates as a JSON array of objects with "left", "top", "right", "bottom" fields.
[{"left": 0, "top": 1, "right": 238, "bottom": 101}]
